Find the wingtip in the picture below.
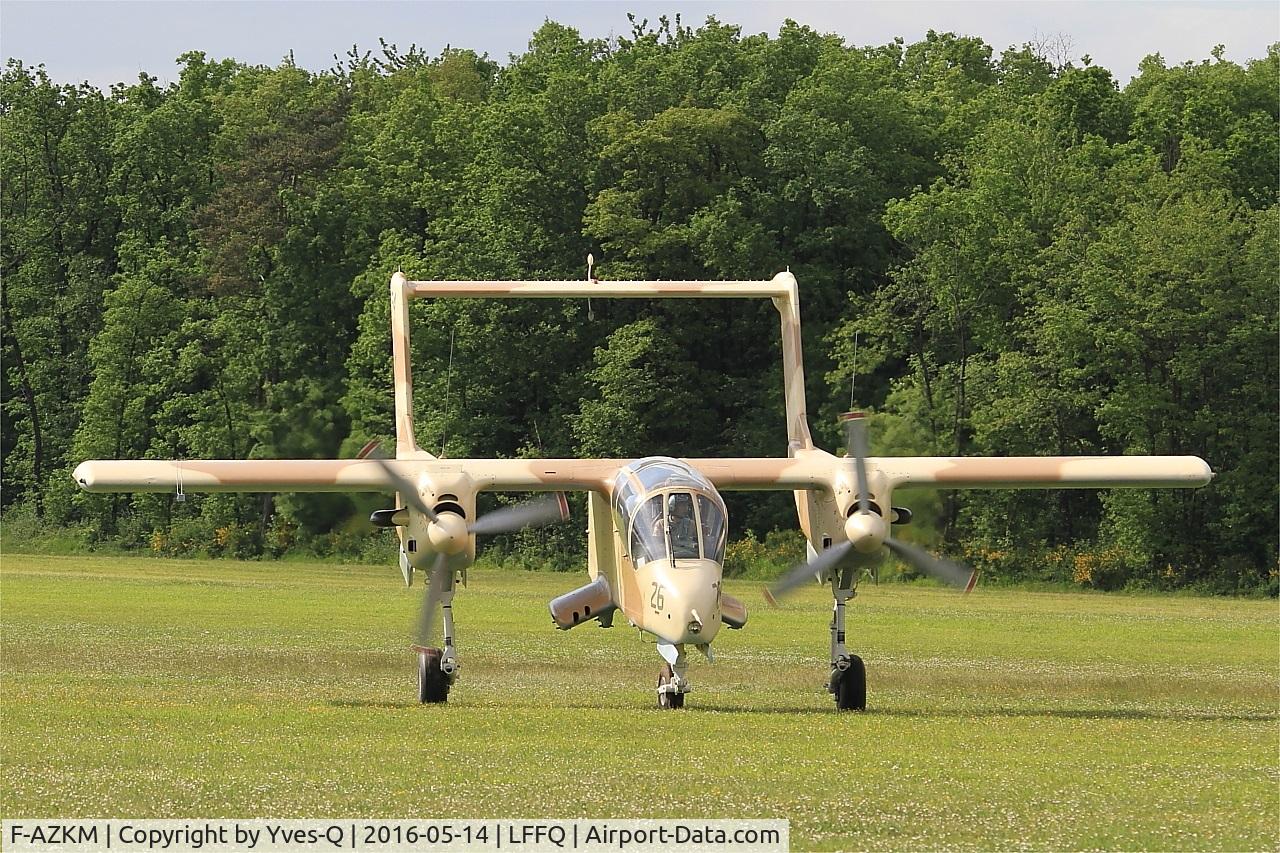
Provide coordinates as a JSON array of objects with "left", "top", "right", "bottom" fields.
[{"left": 72, "top": 461, "right": 94, "bottom": 491}]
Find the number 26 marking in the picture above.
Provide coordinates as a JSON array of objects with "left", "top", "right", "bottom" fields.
[{"left": 650, "top": 582, "right": 665, "bottom": 611}]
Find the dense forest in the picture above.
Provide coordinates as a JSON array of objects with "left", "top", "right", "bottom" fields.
[{"left": 2, "top": 17, "right": 1276, "bottom": 592}]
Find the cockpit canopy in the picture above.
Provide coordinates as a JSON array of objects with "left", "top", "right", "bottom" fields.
[{"left": 612, "top": 458, "right": 727, "bottom": 565}]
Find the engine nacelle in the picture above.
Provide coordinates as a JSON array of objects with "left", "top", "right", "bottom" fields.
[{"left": 549, "top": 575, "right": 617, "bottom": 630}]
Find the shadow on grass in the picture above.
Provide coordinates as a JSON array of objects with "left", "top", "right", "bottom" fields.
[
  {"left": 871, "top": 706, "right": 1278, "bottom": 722},
  {"left": 328, "top": 699, "right": 420, "bottom": 709},
  {"left": 325, "top": 698, "right": 1276, "bottom": 722},
  {"left": 634, "top": 704, "right": 1276, "bottom": 721},
  {"left": 327, "top": 697, "right": 835, "bottom": 714}
]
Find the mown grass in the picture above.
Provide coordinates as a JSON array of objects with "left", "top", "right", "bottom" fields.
[{"left": 1, "top": 554, "right": 1276, "bottom": 851}]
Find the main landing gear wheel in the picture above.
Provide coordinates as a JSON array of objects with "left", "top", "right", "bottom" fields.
[
  {"left": 657, "top": 663, "right": 685, "bottom": 710},
  {"left": 417, "top": 647, "right": 450, "bottom": 704},
  {"left": 832, "top": 655, "right": 866, "bottom": 711}
]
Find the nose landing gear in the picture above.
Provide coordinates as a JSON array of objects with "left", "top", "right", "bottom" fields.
[
  {"left": 829, "top": 574, "right": 867, "bottom": 711},
  {"left": 656, "top": 643, "right": 690, "bottom": 709},
  {"left": 657, "top": 663, "right": 686, "bottom": 709}
]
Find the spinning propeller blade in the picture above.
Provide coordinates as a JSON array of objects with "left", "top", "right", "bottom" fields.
[
  {"left": 884, "top": 538, "right": 978, "bottom": 592},
  {"left": 414, "top": 552, "right": 450, "bottom": 648},
  {"left": 356, "top": 439, "right": 387, "bottom": 460},
  {"left": 469, "top": 492, "right": 570, "bottom": 536},
  {"left": 370, "top": 458, "right": 438, "bottom": 523},
  {"left": 843, "top": 413, "right": 871, "bottom": 514},
  {"left": 763, "top": 540, "right": 853, "bottom": 606}
]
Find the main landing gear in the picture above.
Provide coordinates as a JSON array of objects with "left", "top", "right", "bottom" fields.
[
  {"left": 416, "top": 647, "right": 450, "bottom": 703},
  {"left": 828, "top": 571, "right": 867, "bottom": 711}
]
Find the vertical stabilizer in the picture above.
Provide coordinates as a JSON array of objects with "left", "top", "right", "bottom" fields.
[
  {"left": 390, "top": 272, "right": 421, "bottom": 456},
  {"left": 770, "top": 271, "right": 813, "bottom": 454}
]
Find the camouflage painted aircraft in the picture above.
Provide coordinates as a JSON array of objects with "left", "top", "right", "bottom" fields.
[{"left": 74, "top": 271, "right": 1213, "bottom": 710}]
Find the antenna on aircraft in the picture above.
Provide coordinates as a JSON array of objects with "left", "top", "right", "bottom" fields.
[{"left": 586, "top": 253, "right": 596, "bottom": 320}]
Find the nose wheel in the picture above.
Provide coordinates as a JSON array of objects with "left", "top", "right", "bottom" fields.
[
  {"left": 657, "top": 663, "right": 686, "bottom": 709},
  {"left": 416, "top": 647, "right": 451, "bottom": 704}
]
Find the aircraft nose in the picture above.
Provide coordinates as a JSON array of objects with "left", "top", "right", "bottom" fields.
[{"left": 675, "top": 586, "right": 721, "bottom": 644}]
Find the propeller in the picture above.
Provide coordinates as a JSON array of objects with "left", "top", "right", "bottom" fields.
[
  {"left": 367, "top": 457, "right": 571, "bottom": 644},
  {"left": 369, "top": 457, "right": 569, "bottom": 536},
  {"left": 356, "top": 439, "right": 386, "bottom": 460},
  {"left": 414, "top": 551, "right": 451, "bottom": 648},
  {"left": 470, "top": 492, "right": 570, "bottom": 535},
  {"left": 845, "top": 412, "right": 871, "bottom": 514},
  {"left": 369, "top": 457, "right": 438, "bottom": 523},
  {"left": 762, "top": 539, "right": 853, "bottom": 606},
  {"left": 884, "top": 537, "right": 979, "bottom": 593},
  {"left": 765, "top": 412, "right": 978, "bottom": 603}
]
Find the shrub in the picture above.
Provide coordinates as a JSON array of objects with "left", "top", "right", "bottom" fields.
[{"left": 723, "top": 529, "right": 807, "bottom": 579}]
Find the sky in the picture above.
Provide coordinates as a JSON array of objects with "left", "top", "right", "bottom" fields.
[{"left": 2, "top": 1, "right": 1277, "bottom": 90}]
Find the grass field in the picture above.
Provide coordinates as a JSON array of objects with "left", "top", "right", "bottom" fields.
[{"left": 1, "top": 554, "right": 1276, "bottom": 851}]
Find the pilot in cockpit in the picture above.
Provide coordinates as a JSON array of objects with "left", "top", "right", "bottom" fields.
[{"left": 666, "top": 494, "right": 699, "bottom": 559}]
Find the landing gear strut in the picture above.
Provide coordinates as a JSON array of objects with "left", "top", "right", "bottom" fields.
[
  {"left": 415, "top": 578, "right": 459, "bottom": 704},
  {"left": 828, "top": 570, "right": 867, "bottom": 711},
  {"left": 656, "top": 643, "right": 690, "bottom": 709}
]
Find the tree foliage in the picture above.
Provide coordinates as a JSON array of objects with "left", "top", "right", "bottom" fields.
[{"left": 2, "top": 27, "right": 1274, "bottom": 592}]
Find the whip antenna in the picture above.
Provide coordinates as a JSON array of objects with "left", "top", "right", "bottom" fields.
[{"left": 586, "top": 253, "right": 595, "bottom": 320}]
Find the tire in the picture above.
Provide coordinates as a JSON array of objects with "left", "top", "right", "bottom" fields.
[
  {"left": 834, "top": 655, "right": 866, "bottom": 712},
  {"left": 417, "top": 648, "right": 450, "bottom": 704},
  {"left": 657, "top": 663, "right": 685, "bottom": 710}
]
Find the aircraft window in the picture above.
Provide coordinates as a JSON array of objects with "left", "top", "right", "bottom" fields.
[
  {"left": 636, "top": 464, "right": 676, "bottom": 492},
  {"left": 697, "top": 495, "right": 727, "bottom": 563},
  {"left": 666, "top": 492, "right": 700, "bottom": 559},
  {"left": 629, "top": 495, "right": 667, "bottom": 566},
  {"left": 629, "top": 526, "right": 647, "bottom": 565},
  {"left": 632, "top": 459, "right": 707, "bottom": 492}
]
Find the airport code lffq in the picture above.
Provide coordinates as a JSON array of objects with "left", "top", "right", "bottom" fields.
[{"left": 3, "top": 819, "right": 790, "bottom": 853}]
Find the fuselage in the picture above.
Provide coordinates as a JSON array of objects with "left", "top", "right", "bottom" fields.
[{"left": 606, "top": 457, "right": 728, "bottom": 646}]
